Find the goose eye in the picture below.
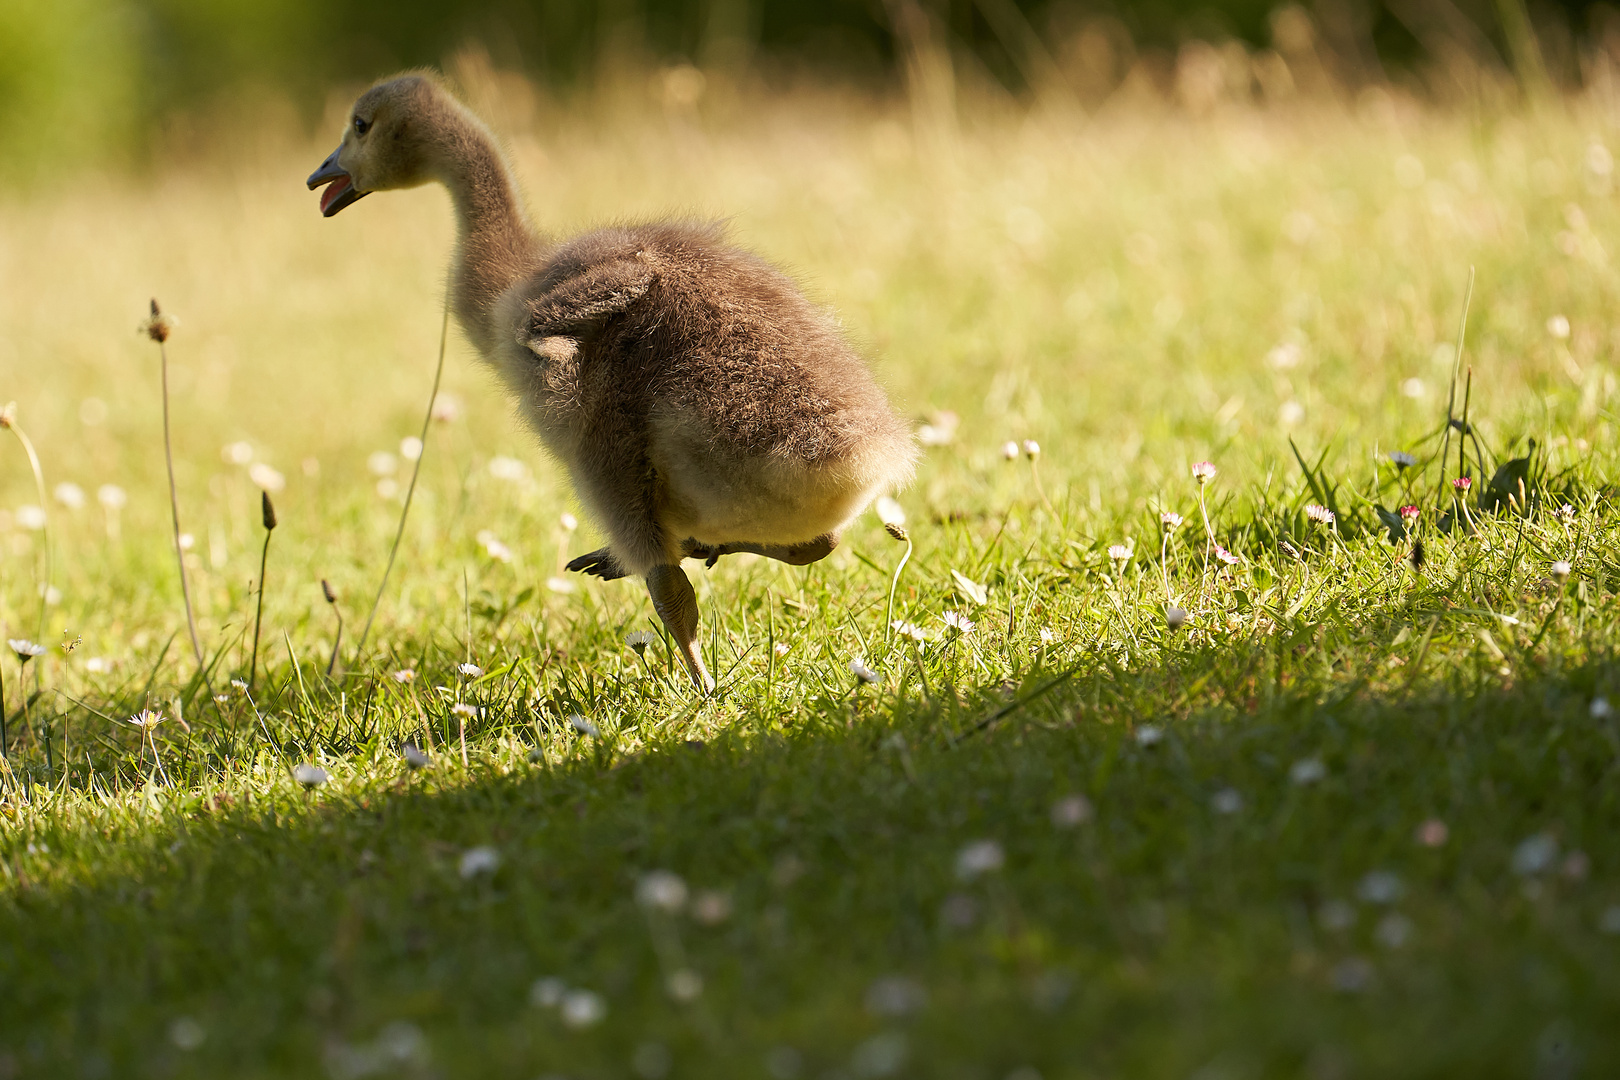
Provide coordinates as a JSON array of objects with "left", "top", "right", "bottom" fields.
[{"left": 353, "top": 116, "right": 371, "bottom": 136}]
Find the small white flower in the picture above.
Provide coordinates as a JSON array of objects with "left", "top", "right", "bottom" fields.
[
  {"left": 691, "top": 890, "right": 732, "bottom": 924},
  {"left": 178, "top": 532, "right": 195, "bottom": 551},
  {"left": 849, "top": 657, "right": 880, "bottom": 684},
  {"left": 1160, "top": 511, "right": 1183, "bottom": 530},
  {"left": 222, "top": 441, "right": 254, "bottom": 465},
  {"left": 248, "top": 463, "right": 285, "bottom": 492},
  {"left": 875, "top": 496, "right": 906, "bottom": 528},
  {"left": 1550, "top": 560, "right": 1571, "bottom": 582},
  {"left": 545, "top": 576, "right": 577, "bottom": 595},
  {"left": 559, "top": 512, "right": 578, "bottom": 532},
  {"left": 1356, "top": 870, "right": 1402, "bottom": 905},
  {"left": 1511, "top": 833, "right": 1559, "bottom": 876},
  {"left": 430, "top": 393, "right": 462, "bottom": 423},
  {"left": 15, "top": 505, "right": 45, "bottom": 531},
  {"left": 1375, "top": 912, "right": 1413, "bottom": 949},
  {"left": 569, "top": 714, "right": 600, "bottom": 738},
  {"left": 1191, "top": 460, "right": 1217, "bottom": 484},
  {"left": 955, "top": 839, "right": 1005, "bottom": 879},
  {"left": 890, "top": 620, "right": 928, "bottom": 644},
  {"left": 559, "top": 989, "right": 606, "bottom": 1028},
  {"left": 1592, "top": 697, "right": 1614, "bottom": 720},
  {"left": 9, "top": 639, "right": 46, "bottom": 659},
  {"left": 168, "top": 1017, "right": 205, "bottom": 1051},
  {"left": 1022, "top": 439, "right": 1040, "bottom": 460},
  {"left": 230, "top": 678, "right": 248, "bottom": 691},
  {"left": 1050, "top": 795, "right": 1093, "bottom": 827},
  {"left": 1165, "top": 606, "right": 1189, "bottom": 630},
  {"left": 1001, "top": 440, "right": 1021, "bottom": 461},
  {"left": 482, "top": 537, "right": 513, "bottom": 563},
  {"left": 625, "top": 629, "right": 657, "bottom": 654},
  {"left": 97, "top": 484, "right": 127, "bottom": 509},
  {"left": 403, "top": 744, "right": 430, "bottom": 769},
  {"left": 1135, "top": 725, "right": 1164, "bottom": 747},
  {"left": 1389, "top": 451, "right": 1417, "bottom": 469},
  {"left": 53, "top": 483, "right": 85, "bottom": 510},
  {"left": 1214, "top": 545, "right": 1241, "bottom": 566},
  {"left": 128, "top": 709, "right": 164, "bottom": 730},
  {"left": 451, "top": 702, "right": 477, "bottom": 719},
  {"left": 1547, "top": 314, "right": 1571, "bottom": 339},
  {"left": 292, "top": 763, "right": 329, "bottom": 787},
  {"left": 1210, "top": 788, "right": 1243, "bottom": 814},
  {"left": 391, "top": 668, "right": 416, "bottom": 684},
  {"left": 488, "top": 456, "right": 529, "bottom": 482},
  {"left": 85, "top": 658, "right": 109, "bottom": 673},
  {"left": 1289, "top": 758, "right": 1326, "bottom": 785},
  {"left": 1305, "top": 503, "right": 1335, "bottom": 525},
  {"left": 459, "top": 846, "right": 501, "bottom": 879},
  {"left": 942, "top": 610, "right": 976, "bottom": 634},
  {"left": 1107, "top": 543, "right": 1132, "bottom": 563},
  {"left": 530, "top": 977, "right": 567, "bottom": 1008},
  {"left": 637, "top": 870, "right": 689, "bottom": 912},
  {"left": 368, "top": 450, "right": 398, "bottom": 477},
  {"left": 1038, "top": 627, "right": 1055, "bottom": 644},
  {"left": 458, "top": 663, "right": 483, "bottom": 678},
  {"left": 399, "top": 436, "right": 424, "bottom": 461},
  {"left": 666, "top": 969, "right": 703, "bottom": 1002}
]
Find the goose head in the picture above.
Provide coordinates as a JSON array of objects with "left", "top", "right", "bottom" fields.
[{"left": 307, "top": 74, "right": 444, "bottom": 217}]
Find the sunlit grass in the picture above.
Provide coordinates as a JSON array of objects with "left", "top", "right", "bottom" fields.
[{"left": 1, "top": 75, "right": 1619, "bottom": 1076}]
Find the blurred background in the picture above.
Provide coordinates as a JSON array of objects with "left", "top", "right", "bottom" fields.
[{"left": 7, "top": 0, "right": 1620, "bottom": 181}]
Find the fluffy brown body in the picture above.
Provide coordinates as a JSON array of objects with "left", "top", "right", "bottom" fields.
[{"left": 308, "top": 73, "right": 917, "bottom": 690}]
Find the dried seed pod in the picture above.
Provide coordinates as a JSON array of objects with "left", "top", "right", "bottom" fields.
[
  {"left": 261, "top": 491, "right": 278, "bottom": 531},
  {"left": 321, "top": 579, "right": 337, "bottom": 604}
]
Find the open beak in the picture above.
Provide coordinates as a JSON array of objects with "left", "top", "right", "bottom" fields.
[{"left": 307, "top": 147, "right": 368, "bottom": 217}]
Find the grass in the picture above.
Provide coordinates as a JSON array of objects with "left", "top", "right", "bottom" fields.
[{"left": 2, "top": 71, "right": 1620, "bottom": 1077}]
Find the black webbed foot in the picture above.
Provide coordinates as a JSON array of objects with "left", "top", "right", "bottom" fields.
[{"left": 566, "top": 547, "right": 628, "bottom": 580}]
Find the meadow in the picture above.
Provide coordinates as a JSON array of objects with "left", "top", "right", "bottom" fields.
[{"left": 1, "top": 62, "right": 1619, "bottom": 1078}]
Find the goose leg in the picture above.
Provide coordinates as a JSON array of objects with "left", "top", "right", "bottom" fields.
[
  {"left": 683, "top": 532, "right": 839, "bottom": 569},
  {"left": 646, "top": 564, "right": 715, "bottom": 693}
]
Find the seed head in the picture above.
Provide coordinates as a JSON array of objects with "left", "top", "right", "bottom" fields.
[
  {"left": 260, "top": 491, "right": 278, "bottom": 531},
  {"left": 1191, "top": 461, "right": 1217, "bottom": 484},
  {"left": 884, "top": 522, "right": 909, "bottom": 542},
  {"left": 141, "top": 299, "right": 177, "bottom": 343},
  {"left": 1410, "top": 539, "right": 1425, "bottom": 571},
  {"left": 321, "top": 579, "right": 337, "bottom": 604}
]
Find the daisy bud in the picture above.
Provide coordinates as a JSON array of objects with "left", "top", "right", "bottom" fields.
[
  {"left": 1022, "top": 440, "right": 1040, "bottom": 460},
  {"left": 321, "top": 579, "right": 337, "bottom": 604},
  {"left": 261, "top": 491, "right": 278, "bottom": 531},
  {"left": 1002, "top": 441, "right": 1020, "bottom": 461}
]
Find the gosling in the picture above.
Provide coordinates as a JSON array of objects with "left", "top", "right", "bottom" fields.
[{"left": 308, "top": 72, "right": 916, "bottom": 691}]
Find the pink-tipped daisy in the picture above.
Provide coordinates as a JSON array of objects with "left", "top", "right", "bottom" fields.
[{"left": 1192, "top": 461, "right": 1217, "bottom": 484}]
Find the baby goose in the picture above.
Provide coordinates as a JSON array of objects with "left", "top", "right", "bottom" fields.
[{"left": 308, "top": 72, "right": 916, "bottom": 691}]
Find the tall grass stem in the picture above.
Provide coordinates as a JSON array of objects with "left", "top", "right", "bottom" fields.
[{"left": 356, "top": 299, "right": 450, "bottom": 655}]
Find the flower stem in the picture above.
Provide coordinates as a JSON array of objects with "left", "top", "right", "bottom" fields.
[
  {"left": 356, "top": 300, "right": 450, "bottom": 655},
  {"left": 4, "top": 422, "right": 52, "bottom": 639},
  {"left": 250, "top": 529, "right": 271, "bottom": 691},
  {"left": 885, "top": 536, "right": 914, "bottom": 645}
]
